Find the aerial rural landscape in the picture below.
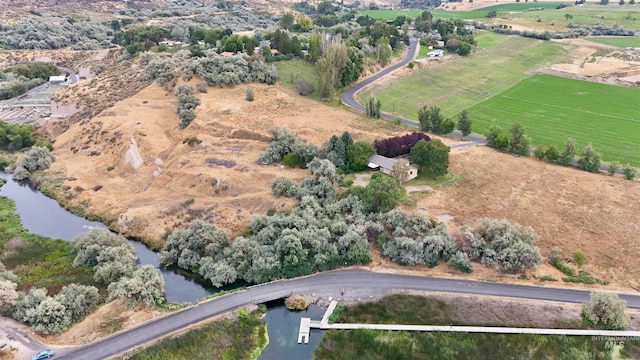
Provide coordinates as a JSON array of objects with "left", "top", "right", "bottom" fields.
[{"left": 0, "top": 0, "right": 640, "bottom": 359}]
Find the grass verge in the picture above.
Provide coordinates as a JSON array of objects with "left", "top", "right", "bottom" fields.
[
  {"left": 313, "top": 294, "right": 627, "bottom": 360},
  {"left": 128, "top": 308, "right": 267, "bottom": 360}
]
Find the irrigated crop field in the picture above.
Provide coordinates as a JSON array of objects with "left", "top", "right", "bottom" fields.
[
  {"left": 467, "top": 74, "right": 640, "bottom": 165},
  {"left": 360, "top": 32, "right": 568, "bottom": 120},
  {"left": 585, "top": 36, "right": 640, "bottom": 48},
  {"left": 360, "top": 3, "right": 564, "bottom": 20}
]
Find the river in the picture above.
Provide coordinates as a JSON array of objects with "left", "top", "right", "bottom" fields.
[{"left": 0, "top": 172, "right": 326, "bottom": 359}]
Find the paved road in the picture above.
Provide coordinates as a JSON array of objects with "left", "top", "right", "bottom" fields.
[
  {"left": 57, "top": 66, "right": 78, "bottom": 83},
  {"left": 57, "top": 269, "right": 640, "bottom": 360}
]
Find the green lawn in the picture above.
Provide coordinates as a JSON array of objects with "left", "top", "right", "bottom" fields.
[
  {"left": 585, "top": 36, "right": 640, "bottom": 48},
  {"left": 360, "top": 32, "right": 568, "bottom": 119},
  {"left": 467, "top": 74, "right": 640, "bottom": 166},
  {"left": 273, "top": 59, "right": 317, "bottom": 93}
]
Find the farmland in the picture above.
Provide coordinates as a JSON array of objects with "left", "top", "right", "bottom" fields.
[
  {"left": 585, "top": 36, "right": 640, "bottom": 48},
  {"left": 360, "top": 4, "right": 640, "bottom": 29},
  {"left": 466, "top": 74, "right": 640, "bottom": 166},
  {"left": 359, "top": 32, "right": 568, "bottom": 120}
]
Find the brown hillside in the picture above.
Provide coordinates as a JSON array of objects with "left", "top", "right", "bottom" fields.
[{"left": 46, "top": 82, "right": 404, "bottom": 248}]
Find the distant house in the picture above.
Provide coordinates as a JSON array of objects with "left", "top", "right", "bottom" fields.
[
  {"left": 427, "top": 49, "right": 444, "bottom": 58},
  {"left": 48, "top": 76, "right": 66, "bottom": 84},
  {"left": 159, "top": 39, "right": 188, "bottom": 47},
  {"left": 367, "top": 154, "right": 418, "bottom": 180},
  {"left": 220, "top": 51, "right": 235, "bottom": 57}
]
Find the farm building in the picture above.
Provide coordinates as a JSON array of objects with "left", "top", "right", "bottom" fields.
[
  {"left": 48, "top": 76, "right": 66, "bottom": 84},
  {"left": 367, "top": 154, "right": 418, "bottom": 180}
]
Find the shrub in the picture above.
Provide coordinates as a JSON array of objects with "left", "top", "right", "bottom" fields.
[
  {"left": 295, "top": 78, "right": 314, "bottom": 96},
  {"left": 577, "top": 144, "right": 601, "bottom": 173},
  {"left": 54, "top": 284, "right": 101, "bottom": 323},
  {"left": 183, "top": 136, "right": 201, "bottom": 146},
  {"left": 284, "top": 294, "right": 309, "bottom": 310},
  {"left": 581, "top": 292, "right": 629, "bottom": 330},
  {"left": 540, "top": 275, "right": 557, "bottom": 281},
  {"left": 471, "top": 218, "right": 542, "bottom": 272},
  {"left": 246, "top": 88, "right": 254, "bottom": 101},
  {"left": 622, "top": 165, "right": 637, "bottom": 180},
  {"left": 550, "top": 248, "right": 575, "bottom": 276},
  {"left": 418, "top": 106, "right": 455, "bottom": 135},
  {"left": 72, "top": 229, "right": 137, "bottom": 284},
  {"left": 448, "top": 251, "right": 473, "bottom": 273},
  {"left": 557, "top": 137, "right": 576, "bottom": 166},
  {"left": 607, "top": 161, "right": 620, "bottom": 176},
  {"left": 271, "top": 177, "right": 298, "bottom": 197},
  {"left": 12, "top": 146, "right": 56, "bottom": 180},
  {"left": 573, "top": 249, "right": 587, "bottom": 267},
  {"left": 27, "top": 297, "right": 72, "bottom": 334},
  {"left": 196, "top": 81, "right": 208, "bottom": 93},
  {"left": 534, "top": 145, "right": 546, "bottom": 160},
  {"left": 259, "top": 127, "right": 299, "bottom": 164},
  {"left": 107, "top": 265, "right": 165, "bottom": 308},
  {"left": 283, "top": 153, "right": 303, "bottom": 168}
]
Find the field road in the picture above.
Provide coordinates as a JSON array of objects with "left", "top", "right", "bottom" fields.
[{"left": 55, "top": 269, "right": 640, "bottom": 360}]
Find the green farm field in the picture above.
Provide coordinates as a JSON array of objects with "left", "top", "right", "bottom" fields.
[
  {"left": 467, "top": 74, "right": 640, "bottom": 165},
  {"left": 360, "top": 32, "right": 568, "bottom": 120},
  {"left": 360, "top": 3, "right": 564, "bottom": 20},
  {"left": 585, "top": 36, "right": 640, "bottom": 48},
  {"left": 360, "top": 4, "right": 640, "bottom": 29}
]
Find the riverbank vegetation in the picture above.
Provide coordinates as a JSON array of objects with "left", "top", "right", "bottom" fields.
[
  {"left": 128, "top": 307, "right": 267, "bottom": 360},
  {"left": 315, "top": 294, "right": 626, "bottom": 359}
]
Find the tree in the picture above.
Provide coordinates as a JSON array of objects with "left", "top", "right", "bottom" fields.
[
  {"left": 308, "top": 33, "right": 322, "bottom": 62},
  {"left": 485, "top": 123, "right": 502, "bottom": 148},
  {"left": 341, "top": 46, "right": 365, "bottom": 87},
  {"left": 12, "top": 146, "right": 56, "bottom": 180},
  {"left": 508, "top": 123, "right": 531, "bottom": 156},
  {"left": 316, "top": 43, "right": 348, "bottom": 100},
  {"left": 582, "top": 292, "right": 629, "bottom": 330},
  {"left": 409, "top": 139, "right": 450, "bottom": 178},
  {"left": 457, "top": 110, "right": 472, "bottom": 138},
  {"left": 11, "top": 288, "right": 47, "bottom": 323},
  {"left": 375, "top": 37, "right": 392, "bottom": 66},
  {"left": 279, "top": 13, "right": 295, "bottom": 30},
  {"left": 363, "top": 173, "right": 401, "bottom": 213},
  {"left": 346, "top": 141, "right": 375, "bottom": 173},
  {"left": 577, "top": 144, "right": 601, "bottom": 173},
  {"left": 557, "top": 137, "right": 576, "bottom": 166},
  {"left": 72, "top": 228, "right": 132, "bottom": 268},
  {"left": 390, "top": 159, "right": 410, "bottom": 185},
  {"left": 418, "top": 106, "right": 454, "bottom": 135},
  {"left": 297, "top": 16, "right": 313, "bottom": 32},
  {"left": 366, "top": 97, "right": 381, "bottom": 118},
  {"left": 0, "top": 279, "right": 18, "bottom": 310}
]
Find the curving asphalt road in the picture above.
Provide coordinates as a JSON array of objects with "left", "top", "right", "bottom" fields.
[{"left": 57, "top": 268, "right": 640, "bottom": 360}]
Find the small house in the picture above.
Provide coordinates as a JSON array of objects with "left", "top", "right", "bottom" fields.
[
  {"left": 367, "top": 154, "right": 418, "bottom": 180},
  {"left": 220, "top": 51, "right": 235, "bottom": 57}
]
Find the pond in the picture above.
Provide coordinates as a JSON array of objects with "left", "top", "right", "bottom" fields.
[{"left": 259, "top": 301, "right": 326, "bottom": 360}]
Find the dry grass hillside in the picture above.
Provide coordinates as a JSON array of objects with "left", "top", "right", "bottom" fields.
[{"left": 46, "top": 81, "right": 404, "bottom": 248}]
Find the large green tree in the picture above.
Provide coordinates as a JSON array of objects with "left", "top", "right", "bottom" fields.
[
  {"left": 279, "top": 13, "right": 295, "bottom": 30},
  {"left": 418, "top": 106, "right": 455, "bottom": 135},
  {"left": 316, "top": 42, "right": 348, "bottom": 100},
  {"left": 457, "top": 110, "right": 472, "bottom": 139},
  {"left": 409, "top": 139, "right": 450, "bottom": 177},
  {"left": 346, "top": 141, "right": 375, "bottom": 173},
  {"left": 363, "top": 172, "right": 401, "bottom": 213},
  {"left": 508, "top": 122, "right": 531, "bottom": 156}
]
